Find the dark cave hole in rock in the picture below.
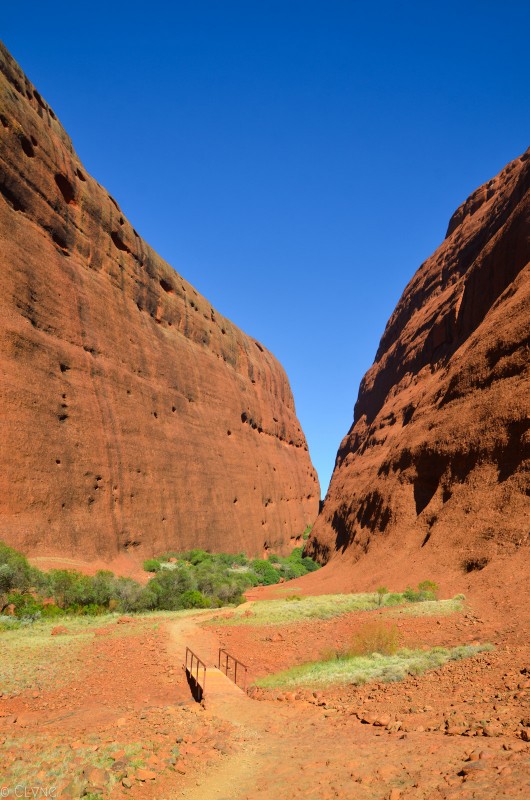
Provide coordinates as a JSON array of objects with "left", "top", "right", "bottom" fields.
[
  {"left": 462, "top": 557, "right": 489, "bottom": 573},
  {"left": 421, "top": 531, "right": 431, "bottom": 547},
  {"left": 54, "top": 174, "right": 76, "bottom": 205},
  {"left": 33, "top": 90, "right": 45, "bottom": 108},
  {"left": 402, "top": 404, "right": 415, "bottom": 426},
  {"left": 414, "top": 478, "right": 439, "bottom": 516},
  {"left": 52, "top": 231, "right": 69, "bottom": 253},
  {"left": 111, "top": 231, "right": 130, "bottom": 253},
  {"left": 30, "top": 135, "right": 38, "bottom": 147},
  {"left": 58, "top": 413, "right": 68, "bottom": 422},
  {"left": 159, "top": 278, "right": 174, "bottom": 294},
  {"left": 59, "top": 363, "right": 70, "bottom": 373},
  {"left": 0, "top": 183, "right": 26, "bottom": 213},
  {"left": 76, "top": 168, "right": 86, "bottom": 182},
  {"left": 19, "top": 135, "right": 35, "bottom": 157}
]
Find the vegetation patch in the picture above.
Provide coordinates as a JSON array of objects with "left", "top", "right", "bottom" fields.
[
  {"left": 255, "top": 643, "right": 493, "bottom": 689},
  {"left": 0, "top": 540, "right": 320, "bottom": 620},
  {"left": 218, "top": 583, "right": 463, "bottom": 626},
  {"left": 387, "top": 596, "right": 465, "bottom": 617},
  {"left": 0, "top": 735, "right": 145, "bottom": 796},
  {"left": 0, "top": 624, "right": 89, "bottom": 693}
]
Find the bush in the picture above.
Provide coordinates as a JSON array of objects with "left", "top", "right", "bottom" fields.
[
  {"left": 143, "top": 559, "right": 161, "bottom": 573},
  {"left": 0, "top": 543, "right": 35, "bottom": 595},
  {"left": 252, "top": 560, "right": 281, "bottom": 585},
  {"left": 376, "top": 586, "right": 389, "bottom": 606},
  {"left": 178, "top": 590, "right": 211, "bottom": 609},
  {"left": 145, "top": 567, "right": 196, "bottom": 610},
  {"left": 302, "top": 525, "right": 313, "bottom": 541},
  {"left": 403, "top": 580, "right": 439, "bottom": 603},
  {"left": 348, "top": 621, "right": 400, "bottom": 656}
]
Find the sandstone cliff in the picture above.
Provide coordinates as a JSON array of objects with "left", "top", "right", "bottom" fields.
[
  {"left": 0, "top": 42, "right": 319, "bottom": 562},
  {"left": 308, "top": 148, "right": 529, "bottom": 584}
]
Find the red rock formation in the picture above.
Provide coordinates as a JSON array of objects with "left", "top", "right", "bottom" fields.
[
  {"left": 0, "top": 42, "right": 319, "bottom": 562},
  {"left": 308, "top": 148, "right": 529, "bottom": 585}
]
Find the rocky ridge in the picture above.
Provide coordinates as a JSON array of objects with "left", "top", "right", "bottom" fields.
[{"left": 308, "top": 147, "right": 530, "bottom": 586}]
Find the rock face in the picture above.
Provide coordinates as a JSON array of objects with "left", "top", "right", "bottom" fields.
[
  {"left": 308, "top": 148, "right": 529, "bottom": 583},
  {"left": 0, "top": 42, "right": 319, "bottom": 562}
]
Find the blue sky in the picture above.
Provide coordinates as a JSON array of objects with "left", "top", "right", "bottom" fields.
[{"left": 2, "top": 1, "right": 529, "bottom": 494}]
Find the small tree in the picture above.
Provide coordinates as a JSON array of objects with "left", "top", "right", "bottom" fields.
[
  {"left": 376, "top": 586, "right": 389, "bottom": 607},
  {"left": 417, "top": 580, "right": 439, "bottom": 600}
]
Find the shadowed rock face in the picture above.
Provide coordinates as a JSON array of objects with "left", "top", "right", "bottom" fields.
[
  {"left": 308, "top": 148, "right": 529, "bottom": 579},
  {"left": 0, "top": 42, "right": 319, "bottom": 561}
]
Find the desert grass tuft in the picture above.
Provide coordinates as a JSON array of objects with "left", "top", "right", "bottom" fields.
[{"left": 255, "top": 643, "right": 493, "bottom": 689}]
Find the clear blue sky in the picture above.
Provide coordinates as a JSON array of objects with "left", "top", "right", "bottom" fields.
[{"left": 2, "top": 2, "right": 529, "bottom": 494}]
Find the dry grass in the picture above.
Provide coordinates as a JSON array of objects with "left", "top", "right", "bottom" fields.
[
  {"left": 0, "top": 609, "right": 211, "bottom": 693},
  {"left": 0, "top": 734, "right": 145, "bottom": 795},
  {"left": 255, "top": 643, "right": 493, "bottom": 689},
  {"left": 216, "top": 592, "right": 465, "bottom": 626}
]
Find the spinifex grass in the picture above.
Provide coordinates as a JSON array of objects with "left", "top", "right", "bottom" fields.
[
  {"left": 255, "top": 644, "right": 493, "bottom": 689},
  {"left": 217, "top": 592, "right": 465, "bottom": 626},
  {"left": 387, "top": 595, "right": 465, "bottom": 617}
]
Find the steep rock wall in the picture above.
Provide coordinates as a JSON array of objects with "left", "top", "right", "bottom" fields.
[
  {"left": 0, "top": 42, "right": 319, "bottom": 561},
  {"left": 308, "top": 148, "right": 529, "bottom": 582}
]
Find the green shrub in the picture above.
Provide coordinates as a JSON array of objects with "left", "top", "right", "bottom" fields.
[
  {"left": 376, "top": 586, "right": 389, "bottom": 606},
  {"left": 418, "top": 580, "right": 439, "bottom": 599},
  {"left": 40, "top": 603, "right": 65, "bottom": 619},
  {"left": 6, "top": 592, "right": 43, "bottom": 619},
  {"left": 178, "top": 590, "right": 211, "bottom": 609},
  {"left": 0, "top": 542, "right": 35, "bottom": 595},
  {"left": 251, "top": 559, "right": 281, "bottom": 585},
  {"left": 302, "top": 525, "right": 313, "bottom": 541},
  {"left": 143, "top": 559, "right": 161, "bottom": 573},
  {"left": 403, "top": 580, "right": 439, "bottom": 603}
]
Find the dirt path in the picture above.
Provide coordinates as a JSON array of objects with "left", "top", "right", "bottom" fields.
[{"left": 168, "top": 613, "right": 285, "bottom": 800}]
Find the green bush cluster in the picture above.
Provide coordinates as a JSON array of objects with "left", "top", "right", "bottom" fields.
[
  {"left": 0, "top": 538, "right": 321, "bottom": 622},
  {"left": 375, "top": 580, "right": 439, "bottom": 607},
  {"left": 142, "top": 545, "right": 321, "bottom": 604}
]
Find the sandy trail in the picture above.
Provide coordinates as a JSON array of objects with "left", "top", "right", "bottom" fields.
[{"left": 168, "top": 613, "right": 291, "bottom": 800}]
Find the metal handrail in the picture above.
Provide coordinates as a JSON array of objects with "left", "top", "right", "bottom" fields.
[
  {"left": 185, "top": 646, "right": 207, "bottom": 698},
  {"left": 218, "top": 647, "right": 248, "bottom": 691}
]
